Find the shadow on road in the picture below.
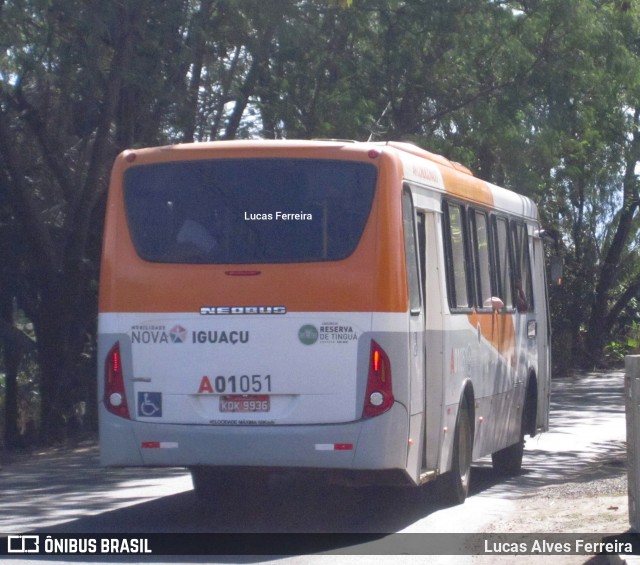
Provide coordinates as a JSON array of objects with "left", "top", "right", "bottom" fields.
[
  {"left": 0, "top": 439, "right": 505, "bottom": 540},
  {"left": 21, "top": 466, "right": 509, "bottom": 562},
  {"left": 0, "top": 443, "right": 188, "bottom": 533},
  {"left": 30, "top": 467, "right": 482, "bottom": 534}
]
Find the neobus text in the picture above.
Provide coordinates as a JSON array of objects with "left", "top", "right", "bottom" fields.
[{"left": 200, "top": 306, "right": 287, "bottom": 315}]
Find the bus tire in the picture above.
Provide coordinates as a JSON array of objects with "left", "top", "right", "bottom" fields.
[{"left": 440, "top": 397, "right": 473, "bottom": 505}]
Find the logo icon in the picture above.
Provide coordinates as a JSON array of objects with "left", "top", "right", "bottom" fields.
[
  {"left": 298, "top": 324, "right": 319, "bottom": 345},
  {"left": 138, "top": 392, "right": 162, "bottom": 417},
  {"left": 169, "top": 325, "right": 187, "bottom": 343},
  {"left": 8, "top": 535, "right": 39, "bottom": 553}
]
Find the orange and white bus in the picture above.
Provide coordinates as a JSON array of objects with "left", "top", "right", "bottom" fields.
[{"left": 98, "top": 139, "right": 550, "bottom": 503}]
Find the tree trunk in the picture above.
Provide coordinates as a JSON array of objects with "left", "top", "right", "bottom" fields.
[
  {"left": 584, "top": 109, "right": 640, "bottom": 365},
  {"left": 1, "top": 297, "right": 19, "bottom": 449}
]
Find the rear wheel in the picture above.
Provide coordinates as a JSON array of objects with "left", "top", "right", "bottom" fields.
[{"left": 439, "top": 397, "right": 473, "bottom": 505}]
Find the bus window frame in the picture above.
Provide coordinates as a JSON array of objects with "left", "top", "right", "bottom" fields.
[
  {"left": 511, "top": 220, "right": 535, "bottom": 313},
  {"left": 443, "top": 198, "right": 537, "bottom": 316},
  {"left": 491, "top": 214, "right": 517, "bottom": 313},
  {"left": 442, "top": 199, "right": 473, "bottom": 313},
  {"left": 469, "top": 207, "right": 496, "bottom": 313}
]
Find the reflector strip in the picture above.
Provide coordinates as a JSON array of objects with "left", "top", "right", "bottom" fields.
[
  {"left": 141, "top": 441, "right": 178, "bottom": 449},
  {"left": 315, "top": 443, "right": 353, "bottom": 451}
]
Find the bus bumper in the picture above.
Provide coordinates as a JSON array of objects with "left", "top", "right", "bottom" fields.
[{"left": 99, "top": 402, "right": 409, "bottom": 474}]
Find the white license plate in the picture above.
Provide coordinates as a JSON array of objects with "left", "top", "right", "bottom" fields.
[{"left": 220, "top": 395, "right": 270, "bottom": 413}]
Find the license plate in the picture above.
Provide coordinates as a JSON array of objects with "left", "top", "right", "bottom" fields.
[{"left": 220, "top": 395, "right": 270, "bottom": 413}]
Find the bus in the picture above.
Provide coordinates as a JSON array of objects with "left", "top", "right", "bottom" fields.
[{"left": 98, "top": 139, "right": 551, "bottom": 504}]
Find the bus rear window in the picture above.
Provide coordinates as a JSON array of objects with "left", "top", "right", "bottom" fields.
[{"left": 124, "top": 159, "right": 377, "bottom": 264}]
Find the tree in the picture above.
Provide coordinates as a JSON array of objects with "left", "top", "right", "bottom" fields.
[{"left": 0, "top": 0, "right": 163, "bottom": 440}]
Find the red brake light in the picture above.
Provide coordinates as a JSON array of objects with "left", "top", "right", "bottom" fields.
[
  {"left": 363, "top": 340, "right": 393, "bottom": 418},
  {"left": 104, "top": 342, "right": 130, "bottom": 419}
]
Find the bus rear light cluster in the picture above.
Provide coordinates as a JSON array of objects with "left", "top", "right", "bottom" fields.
[
  {"left": 104, "top": 342, "right": 130, "bottom": 419},
  {"left": 362, "top": 340, "right": 393, "bottom": 418}
]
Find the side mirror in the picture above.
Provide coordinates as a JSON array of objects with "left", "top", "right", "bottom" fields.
[{"left": 538, "top": 228, "right": 564, "bottom": 286}]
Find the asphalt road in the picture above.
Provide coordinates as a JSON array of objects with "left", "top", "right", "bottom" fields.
[{"left": 0, "top": 371, "right": 629, "bottom": 564}]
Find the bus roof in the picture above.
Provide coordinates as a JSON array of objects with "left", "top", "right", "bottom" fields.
[{"left": 117, "top": 139, "right": 539, "bottom": 222}]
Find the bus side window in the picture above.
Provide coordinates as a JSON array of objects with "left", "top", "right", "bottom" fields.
[
  {"left": 493, "top": 216, "right": 514, "bottom": 310},
  {"left": 511, "top": 222, "right": 534, "bottom": 312},
  {"left": 443, "top": 201, "right": 472, "bottom": 310},
  {"left": 470, "top": 209, "right": 494, "bottom": 310}
]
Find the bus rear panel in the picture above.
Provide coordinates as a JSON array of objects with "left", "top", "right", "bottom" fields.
[{"left": 98, "top": 142, "right": 415, "bottom": 483}]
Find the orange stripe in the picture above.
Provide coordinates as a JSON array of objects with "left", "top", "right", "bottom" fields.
[
  {"left": 441, "top": 167, "right": 494, "bottom": 208},
  {"left": 467, "top": 311, "right": 516, "bottom": 366}
]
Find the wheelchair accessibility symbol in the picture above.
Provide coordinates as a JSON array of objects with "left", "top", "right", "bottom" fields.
[{"left": 138, "top": 392, "right": 162, "bottom": 417}]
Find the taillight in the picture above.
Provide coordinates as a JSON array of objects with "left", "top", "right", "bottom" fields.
[
  {"left": 362, "top": 340, "right": 394, "bottom": 418},
  {"left": 104, "top": 342, "right": 130, "bottom": 419}
]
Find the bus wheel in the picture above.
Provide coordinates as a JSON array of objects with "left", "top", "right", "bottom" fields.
[{"left": 439, "top": 398, "right": 473, "bottom": 505}]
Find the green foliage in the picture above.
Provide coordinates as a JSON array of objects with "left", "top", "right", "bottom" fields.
[
  {"left": 3, "top": 0, "right": 640, "bottom": 441},
  {"left": 0, "top": 352, "right": 40, "bottom": 447},
  {"left": 605, "top": 321, "right": 640, "bottom": 364}
]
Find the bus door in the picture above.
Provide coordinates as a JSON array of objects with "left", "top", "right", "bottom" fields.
[
  {"left": 531, "top": 232, "right": 551, "bottom": 432},
  {"left": 403, "top": 186, "right": 444, "bottom": 480},
  {"left": 421, "top": 208, "right": 446, "bottom": 474},
  {"left": 402, "top": 188, "right": 426, "bottom": 481}
]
